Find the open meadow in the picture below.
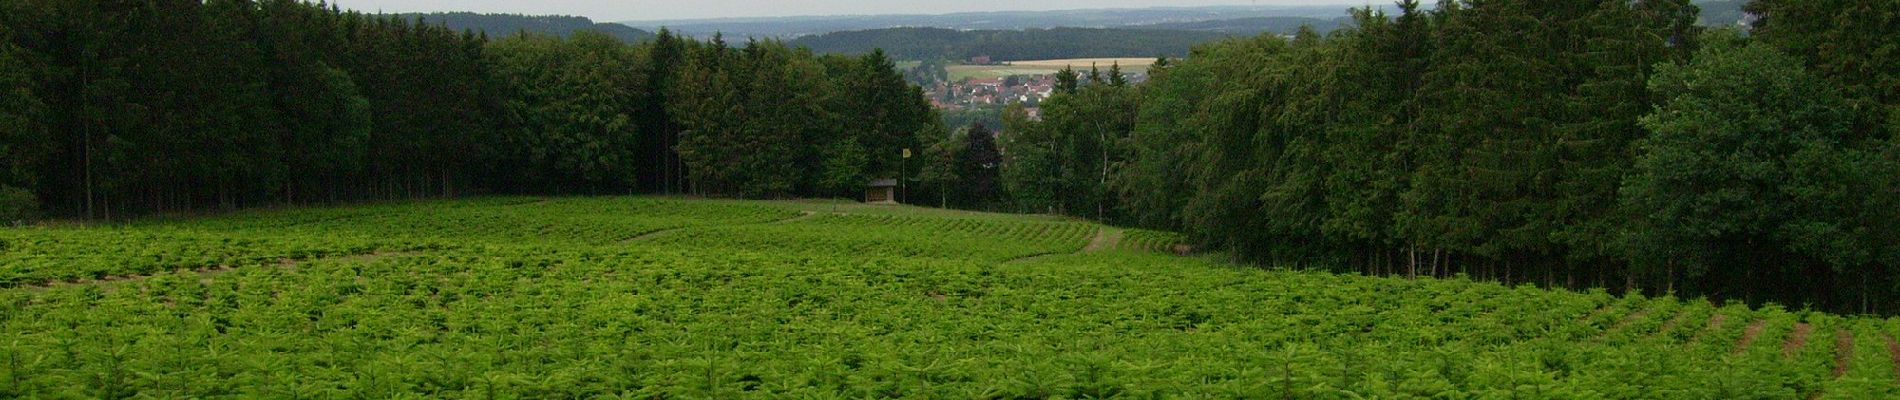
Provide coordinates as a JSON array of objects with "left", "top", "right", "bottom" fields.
[{"left": 3, "top": 197, "right": 1898, "bottom": 398}]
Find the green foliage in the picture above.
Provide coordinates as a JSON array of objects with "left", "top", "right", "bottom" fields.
[
  {"left": 400, "top": 12, "right": 655, "bottom": 43},
  {"left": 489, "top": 31, "right": 644, "bottom": 192},
  {"left": 1625, "top": 31, "right": 1858, "bottom": 274},
  {"left": 1006, "top": 64, "right": 1139, "bottom": 220},
  {"left": 1, "top": 197, "right": 1892, "bottom": 397},
  {"left": 956, "top": 124, "right": 1004, "bottom": 207},
  {"left": 0, "top": 185, "right": 35, "bottom": 225},
  {"left": 999, "top": 103, "right": 1063, "bottom": 214},
  {"left": 818, "top": 139, "right": 870, "bottom": 196},
  {"left": 0, "top": 35, "right": 45, "bottom": 192},
  {"left": 1011, "top": 0, "right": 1900, "bottom": 313},
  {"left": 917, "top": 126, "right": 966, "bottom": 208},
  {"left": 0, "top": 1, "right": 937, "bottom": 216},
  {"left": 1746, "top": 0, "right": 1900, "bottom": 141}
]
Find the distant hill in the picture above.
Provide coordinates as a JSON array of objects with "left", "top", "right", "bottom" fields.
[
  {"left": 788, "top": 27, "right": 1231, "bottom": 61},
  {"left": 625, "top": 5, "right": 1354, "bottom": 38},
  {"left": 401, "top": 13, "right": 654, "bottom": 42},
  {"left": 630, "top": 2, "right": 1752, "bottom": 39},
  {"left": 1127, "top": 16, "right": 1346, "bottom": 35},
  {"left": 647, "top": 1, "right": 1744, "bottom": 61}
]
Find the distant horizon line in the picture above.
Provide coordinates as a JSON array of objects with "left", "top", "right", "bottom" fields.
[
  {"left": 613, "top": 3, "right": 1373, "bottom": 25},
  {"left": 350, "top": 2, "right": 1378, "bottom": 25}
]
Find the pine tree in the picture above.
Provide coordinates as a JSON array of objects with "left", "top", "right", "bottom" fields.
[{"left": 958, "top": 123, "right": 1004, "bottom": 208}]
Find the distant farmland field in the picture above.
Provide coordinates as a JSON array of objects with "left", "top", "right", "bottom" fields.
[
  {"left": 944, "top": 58, "right": 1162, "bottom": 80},
  {"left": 946, "top": 65, "right": 1062, "bottom": 80},
  {"left": 1008, "top": 57, "right": 1159, "bottom": 70}
]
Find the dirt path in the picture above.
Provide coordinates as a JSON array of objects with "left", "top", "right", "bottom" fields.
[
  {"left": 773, "top": 211, "right": 822, "bottom": 224},
  {"left": 1885, "top": 334, "right": 1899, "bottom": 385},
  {"left": 1688, "top": 314, "right": 1728, "bottom": 349},
  {"left": 1579, "top": 302, "right": 1615, "bottom": 325},
  {"left": 621, "top": 228, "right": 682, "bottom": 242},
  {"left": 1004, "top": 227, "right": 1114, "bottom": 264},
  {"left": 1081, "top": 228, "right": 1123, "bottom": 253},
  {"left": 1735, "top": 320, "right": 1767, "bottom": 354},
  {"left": 1650, "top": 310, "right": 1690, "bottom": 340},
  {"left": 1784, "top": 323, "right": 1814, "bottom": 357},
  {"left": 1595, "top": 309, "right": 1652, "bottom": 341},
  {"left": 1832, "top": 330, "right": 1853, "bottom": 378}
]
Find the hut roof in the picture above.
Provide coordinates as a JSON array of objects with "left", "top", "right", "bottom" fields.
[{"left": 867, "top": 179, "right": 899, "bottom": 188}]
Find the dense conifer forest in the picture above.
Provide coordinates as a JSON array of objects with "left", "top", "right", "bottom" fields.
[
  {"left": 398, "top": 12, "right": 656, "bottom": 43},
  {"left": 964, "top": 0, "right": 1900, "bottom": 314},
  {"left": 0, "top": 0, "right": 935, "bottom": 220}
]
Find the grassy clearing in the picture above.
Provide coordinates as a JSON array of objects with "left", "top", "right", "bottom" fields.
[{"left": 1, "top": 196, "right": 1894, "bottom": 398}]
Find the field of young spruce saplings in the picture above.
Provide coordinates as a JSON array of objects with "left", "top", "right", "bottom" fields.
[{"left": 3, "top": 197, "right": 1899, "bottom": 398}]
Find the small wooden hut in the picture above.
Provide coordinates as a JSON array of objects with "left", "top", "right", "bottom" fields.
[{"left": 865, "top": 178, "right": 898, "bottom": 204}]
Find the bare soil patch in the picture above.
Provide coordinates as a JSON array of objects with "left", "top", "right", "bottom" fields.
[
  {"left": 1784, "top": 323, "right": 1813, "bottom": 357},
  {"left": 1594, "top": 309, "right": 1651, "bottom": 341},
  {"left": 1885, "top": 334, "right": 1899, "bottom": 385},
  {"left": 1832, "top": 330, "right": 1852, "bottom": 378},
  {"left": 1081, "top": 229, "right": 1123, "bottom": 253},
  {"left": 1651, "top": 310, "right": 1691, "bottom": 340},
  {"left": 1688, "top": 314, "right": 1728, "bottom": 348},
  {"left": 1004, "top": 228, "right": 1113, "bottom": 264},
  {"left": 773, "top": 211, "right": 821, "bottom": 224},
  {"left": 1735, "top": 320, "right": 1767, "bottom": 355}
]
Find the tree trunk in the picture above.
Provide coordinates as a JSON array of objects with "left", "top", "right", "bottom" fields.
[
  {"left": 80, "top": 57, "right": 95, "bottom": 220},
  {"left": 1408, "top": 245, "right": 1418, "bottom": 279},
  {"left": 1666, "top": 262, "right": 1675, "bottom": 294}
]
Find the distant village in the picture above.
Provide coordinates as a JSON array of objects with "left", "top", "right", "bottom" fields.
[
  {"left": 925, "top": 75, "right": 1056, "bottom": 116},
  {"left": 917, "top": 56, "right": 1151, "bottom": 123}
]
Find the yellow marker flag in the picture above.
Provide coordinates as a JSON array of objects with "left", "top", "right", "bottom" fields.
[{"left": 903, "top": 148, "right": 912, "bottom": 159}]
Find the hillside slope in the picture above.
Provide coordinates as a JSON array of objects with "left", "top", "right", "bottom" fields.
[{"left": 3, "top": 197, "right": 1895, "bottom": 397}]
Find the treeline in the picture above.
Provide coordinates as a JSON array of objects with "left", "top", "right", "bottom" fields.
[
  {"left": 1127, "top": 16, "right": 1347, "bottom": 35},
  {"left": 398, "top": 12, "right": 655, "bottom": 43},
  {"left": 979, "top": 0, "right": 1900, "bottom": 313},
  {"left": 788, "top": 27, "right": 1231, "bottom": 61},
  {"left": 0, "top": 0, "right": 935, "bottom": 220}
]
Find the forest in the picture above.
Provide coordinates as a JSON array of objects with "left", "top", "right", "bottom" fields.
[
  {"left": 940, "top": 0, "right": 1898, "bottom": 314},
  {"left": 398, "top": 12, "right": 655, "bottom": 43},
  {"left": 0, "top": 0, "right": 936, "bottom": 220}
]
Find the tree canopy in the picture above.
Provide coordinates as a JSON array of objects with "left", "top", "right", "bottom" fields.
[
  {"left": 989, "top": 0, "right": 1900, "bottom": 314},
  {"left": 0, "top": 0, "right": 938, "bottom": 218}
]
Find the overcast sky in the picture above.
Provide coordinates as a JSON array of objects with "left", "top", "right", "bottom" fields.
[{"left": 329, "top": 0, "right": 1371, "bottom": 22}]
